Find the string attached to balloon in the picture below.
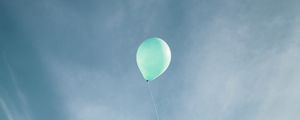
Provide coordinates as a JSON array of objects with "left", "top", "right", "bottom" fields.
[{"left": 146, "top": 80, "right": 160, "bottom": 120}]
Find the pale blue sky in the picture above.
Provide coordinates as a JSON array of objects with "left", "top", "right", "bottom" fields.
[{"left": 1, "top": 0, "right": 300, "bottom": 120}]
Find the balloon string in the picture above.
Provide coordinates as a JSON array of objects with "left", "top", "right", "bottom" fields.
[{"left": 147, "top": 81, "right": 160, "bottom": 120}]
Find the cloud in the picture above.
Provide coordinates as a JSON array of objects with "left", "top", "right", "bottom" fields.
[
  {"left": 41, "top": 53, "right": 156, "bottom": 120},
  {"left": 1, "top": 51, "right": 33, "bottom": 120},
  {"left": 176, "top": 1, "right": 300, "bottom": 119},
  {"left": 1, "top": 0, "right": 299, "bottom": 119},
  {"left": 0, "top": 98, "right": 14, "bottom": 120}
]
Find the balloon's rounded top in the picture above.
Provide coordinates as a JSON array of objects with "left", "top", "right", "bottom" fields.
[{"left": 136, "top": 37, "right": 171, "bottom": 81}]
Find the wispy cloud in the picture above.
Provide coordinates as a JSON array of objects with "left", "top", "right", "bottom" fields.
[
  {"left": 0, "top": 98, "right": 14, "bottom": 120},
  {"left": 1, "top": 0, "right": 299, "bottom": 119},
  {"left": 177, "top": 1, "right": 300, "bottom": 119},
  {"left": 1, "top": 51, "right": 32, "bottom": 120},
  {"left": 41, "top": 54, "right": 154, "bottom": 120}
]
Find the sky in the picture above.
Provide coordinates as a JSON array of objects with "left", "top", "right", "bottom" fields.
[{"left": 1, "top": 0, "right": 300, "bottom": 120}]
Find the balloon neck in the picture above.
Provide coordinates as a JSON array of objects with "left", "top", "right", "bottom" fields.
[{"left": 146, "top": 80, "right": 149, "bottom": 83}]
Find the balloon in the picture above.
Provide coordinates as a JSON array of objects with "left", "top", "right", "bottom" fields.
[{"left": 136, "top": 37, "right": 171, "bottom": 81}]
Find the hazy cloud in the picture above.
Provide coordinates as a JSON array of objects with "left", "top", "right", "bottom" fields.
[{"left": 1, "top": 0, "right": 299, "bottom": 120}]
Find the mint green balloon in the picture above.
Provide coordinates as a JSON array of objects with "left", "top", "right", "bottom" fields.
[{"left": 136, "top": 37, "right": 171, "bottom": 81}]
